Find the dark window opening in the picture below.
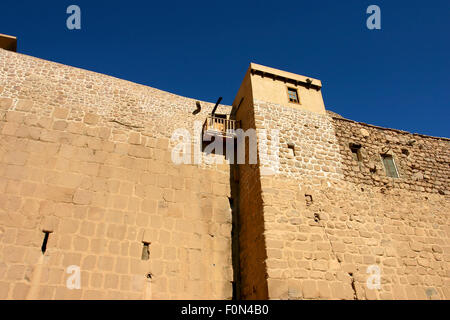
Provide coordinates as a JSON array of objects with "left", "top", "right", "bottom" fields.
[
  {"left": 401, "top": 148, "right": 410, "bottom": 156},
  {"left": 349, "top": 143, "right": 362, "bottom": 162},
  {"left": 287, "top": 143, "right": 296, "bottom": 157},
  {"left": 314, "top": 213, "right": 320, "bottom": 222},
  {"left": 305, "top": 194, "right": 313, "bottom": 206},
  {"left": 287, "top": 88, "right": 299, "bottom": 103},
  {"left": 193, "top": 101, "right": 201, "bottom": 115},
  {"left": 141, "top": 242, "right": 150, "bottom": 260},
  {"left": 381, "top": 154, "right": 399, "bottom": 178},
  {"left": 41, "top": 231, "right": 51, "bottom": 254}
]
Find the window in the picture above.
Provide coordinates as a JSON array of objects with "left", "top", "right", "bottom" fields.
[
  {"left": 349, "top": 143, "right": 362, "bottom": 162},
  {"left": 287, "top": 88, "right": 299, "bottom": 103},
  {"left": 41, "top": 231, "right": 51, "bottom": 254},
  {"left": 305, "top": 194, "right": 313, "bottom": 206},
  {"left": 381, "top": 154, "right": 399, "bottom": 178},
  {"left": 287, "top": 142, "right": 296, "bottom": 157},
  {"left": 141, "top": 242, "right": 150, "bottom": 260}
]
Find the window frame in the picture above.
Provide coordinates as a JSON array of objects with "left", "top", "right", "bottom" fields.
[
  {"left": 286, "top": 87, "right": 300, "bottom": 104},
  {"left": 380, "top": 153, "right": 399, "bottom": 178},
  {"left": 287, "top": 142, "right": 296, "bottom": 157}
]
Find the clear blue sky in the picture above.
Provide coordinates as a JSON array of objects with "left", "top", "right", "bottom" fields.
[{"left": 1, "top": 0, "right": 449, "bottom": 137}]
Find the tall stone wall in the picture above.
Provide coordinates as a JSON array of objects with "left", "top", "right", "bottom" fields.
[
  {"left": 332, "top": 117, "right": 450, "bottom": 195},
  {"left": 1, "top": 48, "right": 448, "bottom": 300},
  {"left": 251, "top": 100, "right": 450, "bottom": 300},
  {"left": 254, "top": 100, "right": 343, "bottom": 182},
  {"left": 0, "top": 49, "right": 233, "bottom": 299}
]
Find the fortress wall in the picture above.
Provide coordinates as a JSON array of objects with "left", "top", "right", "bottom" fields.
[
  {"left": 260, "top": 176, "right": 450, "bottom": 300},
  {"left": 253, "top": 101, "right": 450, "bottom": 299},
  {"left": 0, "top": 49, "right": 233, "bottom": 299},
  {"left": 254, "top": 100, "right": 344, "bottom": 182},
  {"left": 332, "top": 117, "right": 450, "bottom": 195},
  {"left": 1, "top": 47, "right": 448, "bottom": 300}
]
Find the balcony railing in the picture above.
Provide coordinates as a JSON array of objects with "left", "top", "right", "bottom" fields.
[{"left": 203, "top": 115, "right": 240, "bottom": 139}]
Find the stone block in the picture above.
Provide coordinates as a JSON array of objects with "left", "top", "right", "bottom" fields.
[
  {"left": 6, "top": 111, "right": 24, "bottom": 123},
  {"left": 16, "top": 99, "right": 33, "bottom": 112},
  {"left": 53, "top": 107, "right": 69, "bottom": 119},
  {"left": 104, "top": 274, "right": 119, "bottom": 289},
  {"left": 40, "top": 216, "right": 59, "bottom": 233},
  {"left": 1, "top": 122, "right": 18, "bottom": 135},
  {"left": 84, "top": 113, "right": 99, "bottom": 125},
  {"left": 73, "top": 190, "right": 93, "bottom": 205},
  {"left": 302, "top": 280, "right": 319, "bottom": 299},
  {"left": 12, "top": 283, "right": 30, "bottom": 299},
  {"left": 45, "top": 185, "right": 74, "bottom": 203},
  {"left": 0, "top": 97, "right": 13, "bottom": 110},
  {"left": 141, "top": 229, "right": 153, "bottom": 244},
  {"left": 4, "top": 151, "right": 28, "bottom": 166},
  {"left": 129, "top": 132, "right": 141, "bottom": 145},
  {"left": 0, "top": 281, "right": 10, "bottom": 299},
  {"left": 53, "top": 120, "right": 68, "bottom": 131},
  {"left": 317, "top": 281, "right": 332, "bottom": 298}
]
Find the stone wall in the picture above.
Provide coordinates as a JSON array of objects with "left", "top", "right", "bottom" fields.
[
  {"left": 332, "top": 117, "right": 450, "bottom": 195},
  {"left": 261, "top": 176, "right": 450, "bottom": 299},
  {"left": 254, "top": 100, "right": 343, "bottom": 181},
  {"left": 0, "top": 48, "right": 233, "bottom": 299},
  {"left": 1, "top": 47, "right": 449, "bottom": 300},
  {"left": 251, "top": 100, "right": 450, "bottom": 300}
]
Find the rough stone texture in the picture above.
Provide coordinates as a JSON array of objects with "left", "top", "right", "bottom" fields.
[
  {"left": 333, "top": 117, "right": 450, "bottom": 195},
  {"left": 260, "top": 176, "right": 449, "bottom": 300},
  {"left": 0, "top": 47, "right": 449, "bottom": 300},
  {"left": 0, "top": 49, "right": 232, "bottom": 300},
  {"left": 244, "top": 99, "right": 450, "bottom": 300},
  {"left": 253, "top": 100, "right": 344, "bottom": 181}
]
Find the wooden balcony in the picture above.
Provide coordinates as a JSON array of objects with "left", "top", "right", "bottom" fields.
[{"left": 203, "top": 115, "right": 240, "bottom": 139}]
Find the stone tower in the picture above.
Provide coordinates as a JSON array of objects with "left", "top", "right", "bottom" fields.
[{"left": 230, "top": 63, "right": 450, "bottom": 300}]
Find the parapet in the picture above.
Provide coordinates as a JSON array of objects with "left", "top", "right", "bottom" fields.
[{"left": 233, "top": 63, "right": 327, "bottom": 115}]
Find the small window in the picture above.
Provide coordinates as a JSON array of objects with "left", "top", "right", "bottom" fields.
[
  {"left": 287, "top": 88, "right": 299, "bottom": 103},
  {"left": 141, "top": 242, "right": 150, "bottom": 260},
  {"left": 381, "top": 154, "right": 399, "bottom": 178},
  {"left": 305, "top": 194, "right": 313, "bottom": 206},
  {"left": 41, "top": 231, "right": 51, "bottom": 254},
  {"left": 349, "top": 143, "right": 362, "bottom": 162},
  {"left": 287, "top": 142, "right": 296, "bottom": 157}
]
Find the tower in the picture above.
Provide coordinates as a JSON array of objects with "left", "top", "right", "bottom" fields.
[{"left": 232, "top": 63, "right": 326, "bottom": 116}]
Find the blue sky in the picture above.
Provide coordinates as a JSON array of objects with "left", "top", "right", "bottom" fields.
[{"left": 1, "top": 0, "right": 449, "bottom": 137}]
